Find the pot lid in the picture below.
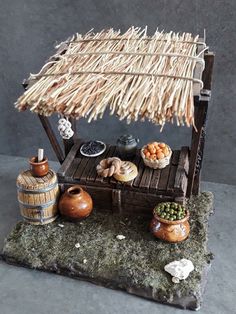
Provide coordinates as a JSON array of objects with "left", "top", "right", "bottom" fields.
[{"left": 117, "top": 134, "right": 137, "bottom": 145}]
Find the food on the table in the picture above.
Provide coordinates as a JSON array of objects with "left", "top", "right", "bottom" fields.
[
  {"left": 143, "top": 142, "right": 170, "bottom": 160},
  {"left": 154, "top": 202, "right": 187, "bottom": 221},
  {"left": 96, "top": 158, "right": 138, "bottom": 182},
  {"left": 80, "top": 141, "right": 106, "bottom": 157},
  {"left": 96, "top": 157, "right": 122, "bottom": 177},
  {"left": 113, "top": 161, "right": 138, "bottom": 182}
]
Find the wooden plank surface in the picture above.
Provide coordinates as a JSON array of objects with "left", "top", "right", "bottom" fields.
[
  {"left": 64, "top": 158, "right": 81, "bottom": 181},
  {"left": 86, "top": 146, "right": 110, "bottom": 182},
  {"left": 58, "top": 143, "right": 189, "bottom": 198},
  {"left": 132, "top": 157, "right": 145, "bottom": 188},
  {"left": 174, "top": 147, "right": 189, "bottom": 192},
  {"left": 158, "top": 161, "right": 171, "bottom": 191},
  {"left": 74, "top": 156, "right": 91, "bottom": 180},
  {"left": 167, "top": 150, "right": 180, "bottom": 192},
  {"left": 57, "top": 140, "right": 83, "bottom": 178}
]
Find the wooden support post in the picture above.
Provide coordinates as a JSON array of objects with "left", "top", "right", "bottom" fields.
[
  {"left": 187, "top": 101, "right": 208, "bottom": 197},
  {"left": 38, "top": 115, "right": 64, "bottom": 164},
  {"left": 187, "top": 52, "right": 214, "bottom": 197},
  {"left": 63, "top": 118, "right": 77, "bottom": 156}
]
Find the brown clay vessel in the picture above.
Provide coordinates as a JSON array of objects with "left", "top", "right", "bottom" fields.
[
  {"left": 29, "top": 156, "right": 49, "bottom": 177},
  {"left": 59, "top": 185, "right": 93, "bottom": 220},
  {"left": 150, "top": 210, "right": 190, "bottom": 243}
]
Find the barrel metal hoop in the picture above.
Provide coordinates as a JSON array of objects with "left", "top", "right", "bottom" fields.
[
  {"left": 18, "top": 198, "right": 57, "bottom": 209},
  {"left": 21, "top": 214, "right": 58, "bottom": 223},
  {"left": 16, "top": 181, "right": 58, "bottom": 194}
]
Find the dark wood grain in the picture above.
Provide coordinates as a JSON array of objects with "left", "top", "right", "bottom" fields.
[
  {"left": 174, "top": 147, "right": 189, "bottom": 192},
  {"left": 158, "top": 161, "right": 171, "bottom": 191},
  {"left": 187, "top": 52, "right": 214, "bottom": 197},
  {"left": 38, "top": 115, "right": 64, "bottom": 164},
  {"left": 167, "top": 150, "right": 180, "bottom": 192},
  {"left": 132, "top": 157, "right": 145, "bottom": 188},
  {"left": 86, "top": 146, "right": 110, "bottom": 182},
  {"left": 74, "top": 156, "right": 90, "bottom": 180},
  {"left": 187, "top": 101, "right": 208, "bottom": 197},
  {"left": 64, "top": 158, "right": 81, "bottom": 181},
  {"left": 57, "top": 140, "right": 83, "bottom": 178}
]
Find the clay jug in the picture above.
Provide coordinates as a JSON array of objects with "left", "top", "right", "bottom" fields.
[
  {"left": 150, "top": 210, "right": 190, "bottom": 243},
  {"left": 59, "top": 185, "right": 93, "bottom": 220}
]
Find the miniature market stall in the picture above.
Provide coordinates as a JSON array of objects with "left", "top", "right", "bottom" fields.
[
  {"left": 2, "top": 27, "right": 215, "bottom": 310},
  {"left": 16, "top": 28, "right": 214, "bottom": 216}
]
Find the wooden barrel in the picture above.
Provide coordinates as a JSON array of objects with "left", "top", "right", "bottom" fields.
[{"left": 16, "top": 169, "right": 59, "bottom": 225}]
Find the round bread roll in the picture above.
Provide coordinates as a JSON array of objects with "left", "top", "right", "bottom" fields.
[{"left": 113, "top": 161, "right": 138, "bottom": 182}]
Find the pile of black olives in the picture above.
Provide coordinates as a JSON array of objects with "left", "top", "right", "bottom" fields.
[
  {"left": 81, "top": 141, "right": 105, "bottom": 155},
  {"left": 154, "top": 202, "right": 186, "bottom": 221}
]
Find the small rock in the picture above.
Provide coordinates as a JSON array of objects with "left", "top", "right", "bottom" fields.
[
  {"left": 75, "top": 243, "right": 81, "bottom": 248},
  {"left": 164, "top": 258, "right": 194, "bottom": 281},
  {"left": 83, "top": 259, "right": 87, "bottom": 264},
  {"left": 172, "top": 277, "right": 180, "bottom": 284},
  {"left": 58, "top": 224, "right": 64, "bottom": 228},
  {"left": 116, "top": 235, "right": 126, "bottom": 240}
]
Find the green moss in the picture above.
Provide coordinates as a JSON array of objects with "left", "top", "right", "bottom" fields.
[{"left": 1, "top": 192, "right": 214, "bottom": 310}]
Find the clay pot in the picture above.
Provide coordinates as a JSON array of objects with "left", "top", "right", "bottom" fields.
[
  {"left": 150, "top": 210, "right": 190, "bottom": 243},
  {"left": 29, "top": 156, "right": 49, "bottom": 177},
  {"left": 59, "top": 185, "right": 93, "bottom": 220}
]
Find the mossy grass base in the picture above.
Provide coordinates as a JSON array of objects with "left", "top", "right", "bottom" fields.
[{"left": 1, "top": 192, "right": 214, "bottom": 310}]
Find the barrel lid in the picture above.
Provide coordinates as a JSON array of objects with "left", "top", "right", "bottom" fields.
[{"left": 16, "top": 169, "right": 57, "bottom": 190}]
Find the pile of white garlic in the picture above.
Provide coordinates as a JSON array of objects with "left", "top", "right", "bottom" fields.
[{"left": 58, "top": 118, "right": 74, "bottom": 139}]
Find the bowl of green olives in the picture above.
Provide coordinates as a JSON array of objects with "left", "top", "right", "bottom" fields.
[{"left": 150, "top": 202, "right": 190, "bottom": 243}]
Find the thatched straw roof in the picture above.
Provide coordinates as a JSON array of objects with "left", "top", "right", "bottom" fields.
[{"left": 15, "top": 27, "right": 206, "bottom": 129}]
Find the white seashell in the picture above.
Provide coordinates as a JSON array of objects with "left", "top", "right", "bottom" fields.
[
  {"left": 58, "top": 124, "right": 66, "bottom": 132},
  {"left": 116, "top": 235, "right": 126, "bottom": 240},
  {"left": 75, "top": 243, "right": 81, "bottom": 248},
  {"left": 58, "top": 118, "right": 67, "bottom": 125},
  {"left": 83, "top": 259, "right": 87, "bottom": 264},
  {"left": 64, "top": 128, "right": 74, "bottom": 136},
  {"left": 60, "top": 131, "right": 66, "bottom": 137},
  {"left": 58, "top": 224, "right": 64, "bottom": 228},
  {"left": 62, "top": 134, "right": 70, "bottom": 139},
  {"left": 64, "top": 121, "right": 72, "bottom": 128},
  {"left": 164, "top": 258, "right": 194, "bottom": 281}
]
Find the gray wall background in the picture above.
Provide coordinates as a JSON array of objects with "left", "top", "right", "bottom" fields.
[{"left": 0, "top": 0, "right": 235, "bottom": 185}]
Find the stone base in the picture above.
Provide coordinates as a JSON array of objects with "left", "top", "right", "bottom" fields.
[{"left": 1, "top": 192, "right": 214, "bottom": 311}]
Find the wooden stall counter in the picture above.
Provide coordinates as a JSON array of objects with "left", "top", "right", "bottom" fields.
[{"left": 57, "top": 141, "right": 189, "bottom": 217}]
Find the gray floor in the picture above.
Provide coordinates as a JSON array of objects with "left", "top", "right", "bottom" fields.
[{"left": 0, "top": 155, "right": 235, "bottom": 314}]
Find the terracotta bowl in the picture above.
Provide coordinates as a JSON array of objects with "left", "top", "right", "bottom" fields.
[
  {"left": 29, "top": 156, "right": 49, "bottom": 177},
  {"left": 150, "top": 209, "right": 190, "bottom": 243}
]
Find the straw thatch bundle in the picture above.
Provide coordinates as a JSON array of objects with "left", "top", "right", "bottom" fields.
[{"left": 15, "top": 27, "right": 206, "bottom": 129}]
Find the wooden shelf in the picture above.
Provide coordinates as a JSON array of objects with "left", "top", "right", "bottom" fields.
[{"left": 58, "top": 141, "right": 189, "bottom": 216}]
